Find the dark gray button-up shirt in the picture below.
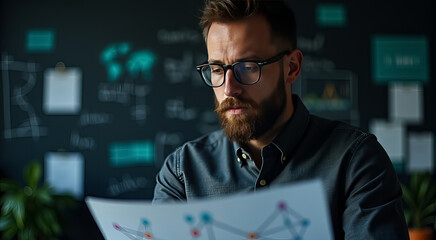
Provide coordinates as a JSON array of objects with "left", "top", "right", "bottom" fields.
[{"left": 153, "top": 95, "right": 409, "bottom": 239}]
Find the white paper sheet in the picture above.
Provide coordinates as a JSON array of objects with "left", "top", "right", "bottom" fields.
[
  {"left": 370, "top": 120, "right": 405, "bottom": 163},
  {"left": 45, "top": 152, "right": 84, "bottom": 199},
  {"left": 408, "top": 132, "right": 434, "bottom": 172},
  {"left": 86, "top": 180, "right": 333, "bottom": 240},
  {"left": 389, "top": 83, "right": 423, "bottom": 123},
  {"left": 43, "top": 67, "right": 82, "bottom": 114}
]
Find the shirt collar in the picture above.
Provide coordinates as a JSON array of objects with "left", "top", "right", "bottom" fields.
[
  {"left": 232, "top": 94, "right": 310, "bottom": 167},
  {"left": 272, "top": 94, "right": 310, "bottom": 162}
]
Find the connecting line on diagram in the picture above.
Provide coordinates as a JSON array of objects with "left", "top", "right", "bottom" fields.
[{"left": 113, "top": 201, "right": 310, "bottom": 240}]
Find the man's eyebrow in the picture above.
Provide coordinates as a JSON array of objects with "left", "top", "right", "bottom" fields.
[
  {"left": 208, "top": 56, "right": 263, "bottom": 64},
  {"left": 207, "top": 59, "right": 224, "bottom": 64}
]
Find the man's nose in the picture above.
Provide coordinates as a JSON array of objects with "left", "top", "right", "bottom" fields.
[{"left": 223, "top": 69, "right": 242, "bottom": 97}]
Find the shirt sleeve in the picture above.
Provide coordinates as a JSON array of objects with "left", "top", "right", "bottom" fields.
[
  {"left": 343, "top": 134, "right": 409, "bottom": 239},
  {"left": 152, "top": 150, "right": 187, "bottom": 203}
]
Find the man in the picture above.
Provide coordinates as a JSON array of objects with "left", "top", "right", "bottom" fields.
[{"left": 153, "top": 0, "right": 409, "bottom": 239}]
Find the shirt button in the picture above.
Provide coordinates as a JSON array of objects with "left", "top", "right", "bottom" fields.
[
  {"left": 242, "top": 153, "right": 248, "bottom": 159},
  {"left": 259, "top": 179, "right": 267, "bottom": 186},
  {"left": 282, "top": 156, "right": 286, "bottom": 161},
  {"left": 237, "top": 158, "right": 241, "bottom": 163}
]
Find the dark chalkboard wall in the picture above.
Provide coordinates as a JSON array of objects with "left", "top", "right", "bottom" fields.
[
  {"left": 1, "top": 0, "right": 435, "bottom": 238},
  {"left": 1, "top": 0, "right": 218, "bottom": 200}
]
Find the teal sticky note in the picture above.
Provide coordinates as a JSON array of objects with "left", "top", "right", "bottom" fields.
[
  {"left": 372, "top": 36, "right": 429, "bottom": 84},
  {"left": 26, "top": 29, "right": 55, "bottom": 52},
  {"left": 316, "top": 4, "right": 347, "bottom": 27},
  {"left": 109, "top": 140, "right": 155, "bottom": 167}
]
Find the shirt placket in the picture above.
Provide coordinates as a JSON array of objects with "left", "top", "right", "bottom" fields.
[{"left": 256, "top": 145, "right": 281, "bottom": 189}]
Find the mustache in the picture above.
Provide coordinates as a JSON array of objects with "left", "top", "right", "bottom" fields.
[{"left": 215, "top": 97, "right": 255, "bottom": 114}]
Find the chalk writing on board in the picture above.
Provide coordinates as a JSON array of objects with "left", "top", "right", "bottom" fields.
[
  {"left": 79, "top": 112, "right": 112, "bottom": 127},
  {"left": 298, "top": 34, "right": 326, "bottom": 52},
  {"left": 99, "top": 82, "right": 133, "bottom": 104},
  {"left": 163, "top": 51, "right": 207, "bottom": 85},
  {"left": 302, "top": 56, "right": 336, "bottom": 72},
  {"left": 157, "top": 29, "right": 202, "bottom": 44},
  {"left": 70, "top": 131, "right": 96, "bottom": 150},
  {"left": 165, "top": 98, "right": 198, "bottom": 121},
  {"left": 154, "top": 132, "right": 183, "bottom": 167},
  {"left": 98, "top": 82, "right": 151, "bottom": 122},
  {"left": 1, "top": 53, "right": 47, "bottom": 140},
  {"left": 107, "top": 174, "right": 150, "bottom": 197},
  {"left": 130, "top": 85, "right": 150, "bottom": 122},
  {"left": 197, "top": 110, "right": 220, "bottom": 135},
  {"left": 163, "top": 51, "right": 194, "bottom": 84}
]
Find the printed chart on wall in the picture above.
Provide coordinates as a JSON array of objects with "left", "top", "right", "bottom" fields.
[{"left": 86, "top": 180, "right": 333, "bottom": 240}]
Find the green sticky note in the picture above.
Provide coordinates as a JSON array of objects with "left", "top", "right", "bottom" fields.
[
  {"left": 26, "top": 29, "right": 55, "bottom": 52},
  {"left": 109, "top": 141, "right": 155, "bottom": 167},
  {"left": 316, "top": 4, "right": 347, "bottom": 27},
  {"left": 372, "top": 36, "right": 429, "bottom": 84}
]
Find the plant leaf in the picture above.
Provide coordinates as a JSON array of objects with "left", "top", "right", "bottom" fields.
[
  {"left": 2, "top": 222, "right": 17, "bottom": 240},
  {"left": 12, "top": 193, "right": 25, "bottom": 230},
  {"left": 422, "top": 215, "right": 436, "bottom": 227},
  {"left": 411, "top": 172, "right": 420, "bottom": 195},
  {"left": 1, "top": 192, "right": 25, "bottom": 225},
  {"left": 41, "top": 208, "right": 61, "bottom": 237},
  {"left": 35, "top": 212, "right": 52, "bottom": 236},
  {"left": 18, "top": 226, "right": 35, "bottom": 240},
  {"left": 417, "top": 175, "right": 430, "bottom": 205},
  {"left": 401, "top": 185, "right": 416, "bottom": 210},
  {"left": 24, "top": 161, "right": 41, "bottom": 190},
  {"left": 0, "top": 216, "right": 13, "bottom": 231},
  {"left": 1, "top": 195, "right": 16, "bottom": 215},
  {"left": 403, "top": 210, "right": 411, "bottom": 225},
  {"left": 0, "top": 180, "right": 20, "bottom": 193},
  {"left": 422, "top": 201, "right": 435, "bottom": 215},
  {"left": 35, "top": 184, "right": 53, "bottom": 205}
]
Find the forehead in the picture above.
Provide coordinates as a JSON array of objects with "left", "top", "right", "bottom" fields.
[{"left": 206, "top": 14, "right": 277, "bottom": 58}]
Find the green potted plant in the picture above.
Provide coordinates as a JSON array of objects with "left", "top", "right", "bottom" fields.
[
  {"left": 401, "top": 171, "right": 436, "bottom": 240},
  {"left": 0, "top": 161, "right": 76, "bottom": 240}
]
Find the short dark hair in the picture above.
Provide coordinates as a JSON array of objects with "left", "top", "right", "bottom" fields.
[{"left": 199, "top": 0, "right": 297, "bottom": 50}]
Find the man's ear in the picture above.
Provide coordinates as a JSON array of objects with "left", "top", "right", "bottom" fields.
[{"left": 285, "top": 49, "right": 303, "bottom": 84}]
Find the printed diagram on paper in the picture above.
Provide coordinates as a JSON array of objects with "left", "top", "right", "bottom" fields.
[
  {"left": 86, "top": 180, "right": 333, "bottom": 240},
  {"left": 113, "top": 201, "right": 309, "bottom": 240}
]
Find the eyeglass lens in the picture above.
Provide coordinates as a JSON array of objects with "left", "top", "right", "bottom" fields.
[{"left": 201, "top": 62, "right": 260, "bottom": 86}]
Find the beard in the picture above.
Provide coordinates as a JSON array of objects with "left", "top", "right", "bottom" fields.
[{"left": 215, "top": 73, "right": 287, "bottom": 144}]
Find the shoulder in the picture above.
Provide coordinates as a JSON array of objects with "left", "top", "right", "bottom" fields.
[
  {"left": 308, "top": 115, "right": 373, "bottom": 145},
  {"left": 181, "top": 129, "right": 226, "bottom": 150},
  {"left": 170, "top": 129, "right": 229, "bottom": 158}
]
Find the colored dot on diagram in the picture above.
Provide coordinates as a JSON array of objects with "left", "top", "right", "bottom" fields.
[
  {"left": 144, "top": 232, "right": 153, "bottom": 239},
  {"left": 191, "top": 229, "right": 200, "bottom": 237},
  {"left": 247, "top": 232, "right": 258, "bottom": 239}
]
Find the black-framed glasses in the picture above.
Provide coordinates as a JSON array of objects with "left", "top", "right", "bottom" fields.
[{"left": 196, "top": 50, "right": 290, "bottom": 87}]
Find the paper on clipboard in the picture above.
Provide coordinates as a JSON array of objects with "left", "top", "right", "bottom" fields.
[
  {"left": 43, "top": 67, "right": 82, "bottom": 114},
  {"left": 45, "top": 152, "right": 84, "bottom": 199},
  {"left": 408, "top": 132, "right": 434, "bottom": 172}
]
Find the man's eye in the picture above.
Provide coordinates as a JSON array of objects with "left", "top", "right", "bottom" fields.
[
  {"left": 211, "top": 67, "right": 224, "bottom": 74},
  {"left": 238, "top": 63, "right": 258, "bottom": 73}
]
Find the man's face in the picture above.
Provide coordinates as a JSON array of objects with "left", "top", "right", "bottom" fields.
[
  {"left": 206, "top": 15, "right": 288, "bottom": 143},
  {"left": 215, "top": 71, "right": 286, "bottom": 143}
]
